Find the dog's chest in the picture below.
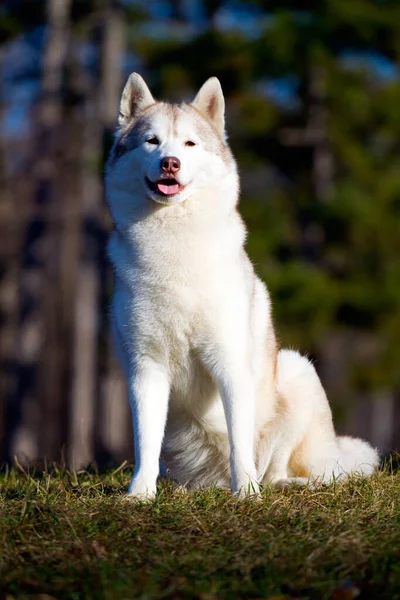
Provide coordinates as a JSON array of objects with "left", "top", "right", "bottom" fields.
[
  {"left": 131, "top": 263, "right": 219, "bottom": 372},
  {"left": 110, "top": 218, "right": 247, "bottom": 392}
]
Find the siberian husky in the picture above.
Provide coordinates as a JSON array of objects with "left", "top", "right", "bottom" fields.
[{"left": 105, "top": 73, "right": 379, "bottom": 499}]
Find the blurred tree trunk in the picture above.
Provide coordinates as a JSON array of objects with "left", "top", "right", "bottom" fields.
[
  {"left": 371, "top": 391, "right": 395, "bottom": 452},
  {"left": 34, "top": 0, "right": 73, "bottom": 462},
  {"left": 0, "top": 47, "right": 21, "bottom": 461},
  {"left": 97, "top": 0, "right": 130, "bottom": 465},
  {"left": 280, "top": 64, "right": 334, "bottom": 204},
  {"left": 69, "top": 0, "right": 128, "bottom": 468}
]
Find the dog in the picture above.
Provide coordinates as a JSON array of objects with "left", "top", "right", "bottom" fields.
[{"left": 105, "top": 73, "right": 379, "bottom": 499}]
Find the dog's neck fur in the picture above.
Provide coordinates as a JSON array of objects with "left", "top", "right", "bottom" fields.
[{"left": 108, "top": 172, "right": 244, "bottom": 280}]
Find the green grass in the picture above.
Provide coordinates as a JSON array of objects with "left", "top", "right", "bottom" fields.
[{"left": 1, "top": 463, "right": 400, "bottom": 600}]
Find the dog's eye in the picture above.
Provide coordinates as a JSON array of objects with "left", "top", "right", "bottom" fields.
[
  {"left": 147, "top": 137, "right": 160, "bottom": 145},
  {"left": 185, "top": 141, "right": 196, "bottom": 147}
]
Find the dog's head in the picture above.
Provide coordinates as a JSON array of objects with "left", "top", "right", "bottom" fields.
[{"left": 106, "top": 74, "right": 237, "bottom": 210}]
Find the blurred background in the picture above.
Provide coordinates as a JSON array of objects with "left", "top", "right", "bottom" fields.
[{"left": 1, "top": 0, "right": 400, "bottom": 469}]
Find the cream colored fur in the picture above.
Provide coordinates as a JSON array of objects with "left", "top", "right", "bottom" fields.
[{"left": 105, "top": 73, "right": 379, "bottom": 499}]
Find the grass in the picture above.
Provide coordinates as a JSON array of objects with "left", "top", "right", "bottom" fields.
[{"left": 1, "top": 463, "right": 400, "bottom": 600}]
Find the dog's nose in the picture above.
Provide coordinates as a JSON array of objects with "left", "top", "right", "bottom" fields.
[{"left": 161, "top": 156, "right": 181, "bottom": 174}]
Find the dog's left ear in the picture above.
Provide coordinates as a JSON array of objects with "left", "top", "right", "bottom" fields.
[{"left": 192, "top": 77, "right": 225, "bottom": 138}]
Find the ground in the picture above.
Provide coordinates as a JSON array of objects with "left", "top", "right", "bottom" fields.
[{"left": 1, "top": 462, "right": 399, "bottom": 600}]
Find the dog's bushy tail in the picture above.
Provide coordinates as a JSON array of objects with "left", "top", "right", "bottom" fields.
[
  {"left": 334, "top": 435, "right": 379, "bottom": 478},
  {"left": 277, "top": 349, "right": 379, "bottom": 482}
]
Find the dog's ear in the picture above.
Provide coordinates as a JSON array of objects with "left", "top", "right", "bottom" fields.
[
  {"left": 118, "top": 73, "right": 155, "bottom": 127},
  {"left": 192, "top": 77, "right": 225, "bottom": 138}
]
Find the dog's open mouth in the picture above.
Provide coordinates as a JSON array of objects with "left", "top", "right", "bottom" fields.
[{"left": 145, "top": 177, "right": 183, "bottom": 197}]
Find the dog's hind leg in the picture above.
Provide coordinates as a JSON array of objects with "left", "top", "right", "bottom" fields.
[
  {"left": 260, "top": 432, "right": 313, "bottom": 488},
  {"left": 259, "top": 349, "right": 320, "bottom": 487}
]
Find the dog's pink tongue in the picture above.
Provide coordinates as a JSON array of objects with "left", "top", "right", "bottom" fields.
[{"left": 157, "top": 181, "right": 180, "bottom": 195}]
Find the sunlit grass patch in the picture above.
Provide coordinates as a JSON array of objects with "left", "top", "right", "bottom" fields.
[{"left": 1, "top": 461, "right": 399, "bottom": 599}]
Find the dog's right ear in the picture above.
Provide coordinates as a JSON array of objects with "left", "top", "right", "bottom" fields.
[
  {"left": 192, "top": 77, "right": 225, "bottom": 138},
  {"left": 118, "top": 73, "right": 155, "bottom": 127}
]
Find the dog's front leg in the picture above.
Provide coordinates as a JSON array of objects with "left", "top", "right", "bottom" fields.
[
  {"left": 127, "top": 360, "right": 170, "bottom": 500},
  {"left": 212, "top": 359, "right": 259, "bottom": 496}
]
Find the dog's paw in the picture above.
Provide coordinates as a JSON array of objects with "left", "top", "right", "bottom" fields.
[
  {"left": 123, "top": 490, "right": 156, "bottom": 502},
  {"left": 273, "top": 477, "right": 311, "bottom": 490},
  {"left": 234, "top": 480, "right": 262, "bottom": 499},
  {"left": 126, "top": 478, "right": 157, "bottom": 501}
]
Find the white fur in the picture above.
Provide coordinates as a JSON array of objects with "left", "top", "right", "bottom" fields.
[{"left": 106, "top": 74, "right": 379, "bottom": 499}]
